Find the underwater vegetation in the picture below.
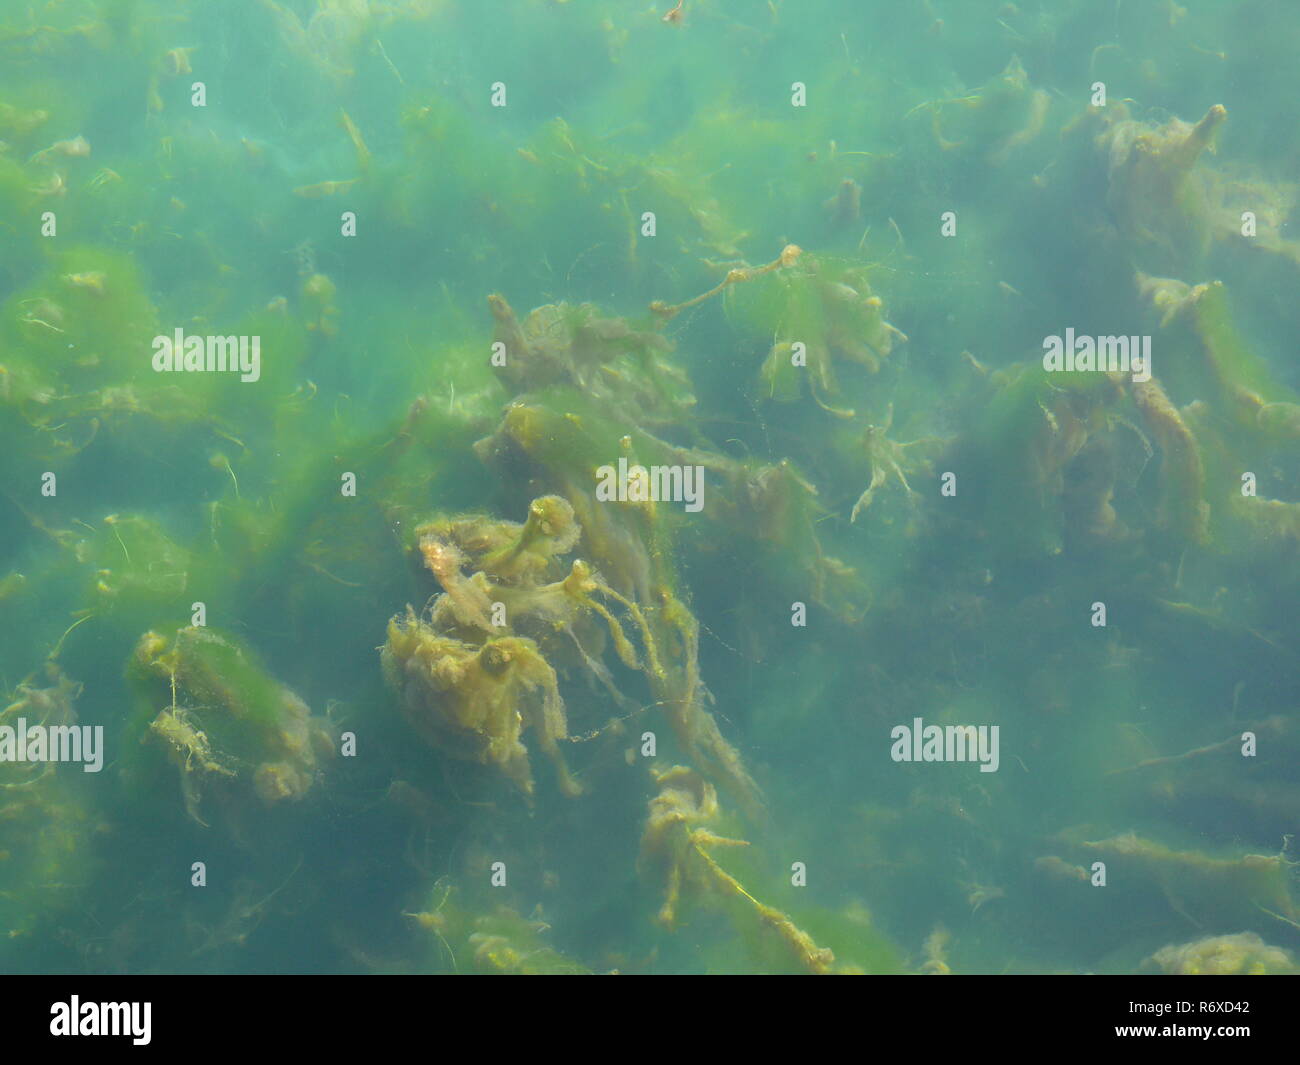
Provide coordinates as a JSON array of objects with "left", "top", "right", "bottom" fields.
[
  {"left": 126, "top": 625, "right": 336, "bottom": 827},
  {"left": 0, "top": 0, "right": 1298, "bottom": 976}
]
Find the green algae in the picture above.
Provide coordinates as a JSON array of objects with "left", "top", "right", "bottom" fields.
[
  {"left": 1, "top": 0, "right": 1298, "bottom": 978},
  {"left": 124, "top": 626, "right": 334, "bottom": 829}
]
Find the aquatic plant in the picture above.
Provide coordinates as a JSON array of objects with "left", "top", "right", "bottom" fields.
[
  {"left": 640, "top": 765, "right": 837, "bottom": 974},
  {"left": 126, "top": 627, "right": 335, "bottom": 829},
  {"left": 382, "top": 609, "right": 579, "bottom": 800},
  {"left": 662, "top": 247, "right": 906, "bottom": 415},
  {"left": 906, "top": 54, "right": 1051, "bottom": 166},
  {"left": 407, "top": 881, "right": 589, "bottom": 975},
  {"left": 0, "top": 664, "right": 99, "bottom": 948},
  {"left": 384, "top": 486, "right": 762, "bottom": 813},
  {"left": 1144, "top": 932, "right": 1298, "bottom": 975},
  {"left": 488, "top": 293, "right": 693, "bottom": 425},
  {"left": 1, "top": 0, "right": 1298, "bottom": 978},
  {"left": 1049, "top": 832, "right": 1300, "bottom": 935}
]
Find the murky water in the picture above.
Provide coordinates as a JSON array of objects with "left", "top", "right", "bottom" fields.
[{"left": 1, "top": 0, "right": 1297, "bottom": 975}]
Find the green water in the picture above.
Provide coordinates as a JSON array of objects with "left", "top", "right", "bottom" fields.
[{"left": 0, "top": 0, "right": 1297, "bottom": 975}]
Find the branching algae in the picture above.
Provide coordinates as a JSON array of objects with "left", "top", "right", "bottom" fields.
[
  {"left": 128, "top": 627, "right": 335, "bottom": 829},
  {"left": 640, "top": 765, "right": 837, "bottom": 974}
]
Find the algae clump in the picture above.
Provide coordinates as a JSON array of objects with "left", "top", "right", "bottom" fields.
[{"left": 127, "top": 627, "right": 335, "bottom": 828}]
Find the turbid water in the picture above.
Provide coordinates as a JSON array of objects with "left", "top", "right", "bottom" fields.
[{"left": 1, "top": 0, "right": 1297, "bottom": 975}]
